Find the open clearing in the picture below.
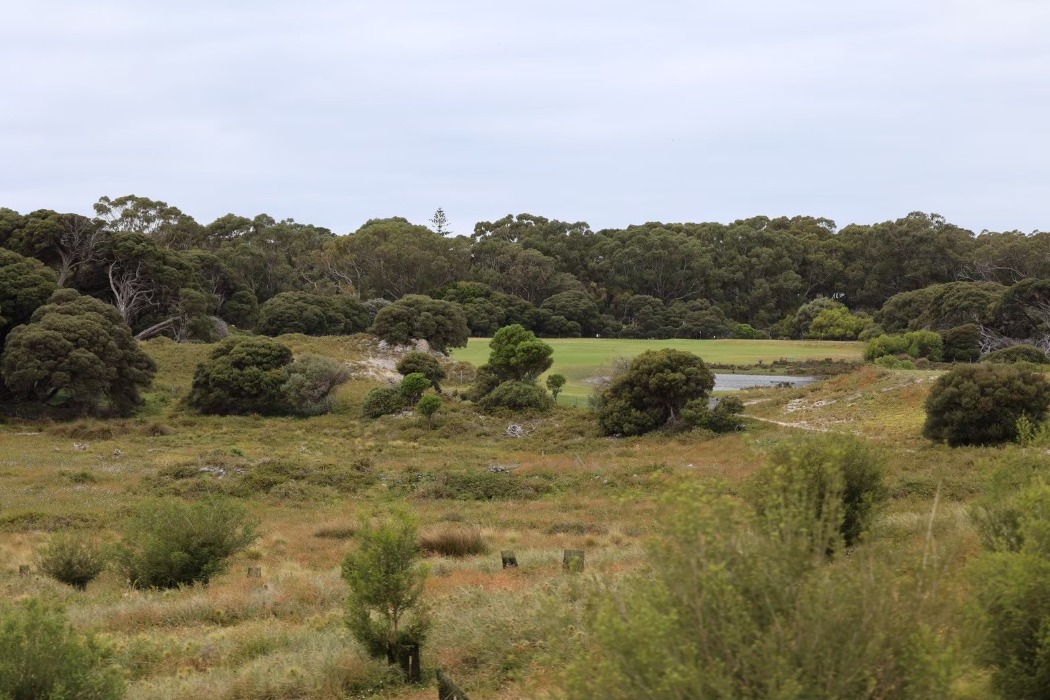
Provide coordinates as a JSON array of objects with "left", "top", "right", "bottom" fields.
[
  {"left": 0, "top": 337, "right": 1003, "bottom": 698},
  {"left": 452, "top": 338, "right": 863, "bottom": 403}
]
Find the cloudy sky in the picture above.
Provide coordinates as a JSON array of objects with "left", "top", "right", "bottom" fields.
[{"left": 2, "top": 0, "right": 1048, "bottom": 235}]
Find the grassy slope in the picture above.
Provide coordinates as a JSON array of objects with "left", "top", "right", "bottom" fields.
[
  {"left": 452, "top": 337, "right": 863, "bottom": 403},
  {"left": 0, "top": 338, "right": 1001, "bottom": 699}
]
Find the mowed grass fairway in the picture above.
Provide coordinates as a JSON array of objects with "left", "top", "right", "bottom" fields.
[{"left": 452, "top": 338, "right": 864, "bottom": 403}]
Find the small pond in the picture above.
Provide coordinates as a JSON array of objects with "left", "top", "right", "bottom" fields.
[{"left": 713, "top": 374, "right": 817, "bottom": 391}]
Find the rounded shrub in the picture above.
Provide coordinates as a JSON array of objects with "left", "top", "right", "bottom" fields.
[
  {"left": 362, "top": 387, "right": 405, "bottom": 418},
  {"left": 188, "top": 336, "right": 293, "bottom": 415},
  {"left": 395, "top": 352, "right": 446, "bottom": 392},
  {"left": 477, "top": 380, "right": 551, "bottom": 413},
  {"left": 0, "top": 599, "right": 124, "bottom": 699},
  {"left": 983, "top": 344, "right": 1050, "bottom": 365},
  {"left": 941, "top": 323, "right": 981, "bottom": 362},
  {"left": 924, "top": 364, "right": 1050, "bottom": 446},
  {"left": 37, "top": 533, "right": 106, "bottom": 591},
  {"left": 399, "top": 372, "right": 432, "bottom": 405},
  {"left": 114, "top": 496, "right": 259, "bottom": 589}
]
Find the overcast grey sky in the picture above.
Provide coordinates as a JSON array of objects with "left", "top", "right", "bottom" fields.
[{"left": 2, "top": 0, "right": 1048, "bottom": 235}]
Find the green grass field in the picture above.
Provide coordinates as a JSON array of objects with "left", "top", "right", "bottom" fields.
[{"left": 452, "top": 338, "right": 864, "bottom": 403}]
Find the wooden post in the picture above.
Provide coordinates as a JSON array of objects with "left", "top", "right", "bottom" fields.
[
  {"left": 247, "top": 565, "right": 262, "bottom": 578},
  {"left": 18, "top": 564, "right": 30, "bottom": 577},
  {"left": 437, "top": 669, "right": 471, "bottom": 700},
  {"left": 501, "top": 550, "right": 518, "bottom": 569},
  {"left": 563, "top": 549, "right": 584, "bottom": 573},
  {"left": 388, "top": 642, "right": 421, "bottom": 684}
]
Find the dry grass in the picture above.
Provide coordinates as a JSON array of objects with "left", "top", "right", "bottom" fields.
[{"left": 420, "top": 526, "right": 488, "bottom": 558}]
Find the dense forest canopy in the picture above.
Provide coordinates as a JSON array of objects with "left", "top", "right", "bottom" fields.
[{"left": 1, "top": 196, "right": 1048, "bottom": 347}]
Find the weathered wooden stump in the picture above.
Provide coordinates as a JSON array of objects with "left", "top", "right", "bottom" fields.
[
  {"left": 501, "top": 550, "right": 518, "bottom": 569},
  {"left": 563, "top": 549, "right": 584, "bottom": 573},
  {"left": 18, "top": 564, "right": 30, "bottom": 577},
  {"left": 247, "top": 565, "right": 262, "bottom": 578},
  {"left": 437, "top": 668, "right": 471, "bottom": 700},
  {"left": 388, "top": 642, "right": 421, "bottom": 683}
]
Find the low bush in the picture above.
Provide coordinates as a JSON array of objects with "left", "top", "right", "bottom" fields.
[
  {"left": 942, "top": 323, "right": 981, "bottom": 362},
  {"left": 983, "top": 344, "right": 1050, "bottom": 365},
  {"left": 396, "top": 352, "right": 446, "bottom": 391},
  {"left": 749, "top": 434, "right": 888, "bottom": 549},
  {"left": 420, "top": 526, "right": 487, "bottom": 557},
  {"left": 864, "top": 331, "right": 943, "bottom": 362},
  {"left": 113, "top": 497, "right": 259, "bottom": 589},
  {"left": 282, "top": 354, "right": 351, "bottom": 416},
  {"left": 874, "top": 355, "right": 916, "bottom": 370},
  {"left": 362, "top": 387, "right": 405, "bottom": 419},
  {"left": 411, "top": 470, "right": 553, "bottom": 501},
  {"left": 924, "top": 364, "right": 1050, "bottom": 446},
  {"left": 477, "top": 380, "right": 551, "bottom": 413},
  {"left": 682, "top": 395, "right": 744, "bottom": 432},
  {"left": 0, "top": 599, "right": 124, "bottom": 699},
  {"left": 37, "top": 533, "right": 106, "bottom": 590},
  {"left": 399, "top": 372, "right": 432, "bottom": 405}
]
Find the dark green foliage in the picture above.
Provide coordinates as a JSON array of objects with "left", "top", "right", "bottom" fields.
[
  {"left": 540, "top": 291, "right": 603, "bottom": 335},
  {"left": 362, "top": 387, "right": 405, "bottom": 418},
  {"left": 187, "top": 336, "right": 293, "bottom": 415},
  {"left": 342, "top": 510, "right": 430, "bottom": 661},
  {"left": 806, "top": 307, "right": 872, "bottom": 340},
  {"left": 787, "top": 297, "right": 845, "bottom": 338},
  {"left": 0, "top": 599, "right": 124, "bottom": 699},
  {"left": 924, "top": 364, "right": 1050, "bottom": 446},
  {"left": 282, "top": 354, "right": 351, "bottom": 416},
  {"left": 113, "top": 497, "right": 258, "bottom": 589},
  {"left": 733, "top": 322, "right": 762, "bottom": 339},
  {"left": 1, "top": 289, "right": 156, "bottom": 416},
  {"left": 941, "top": 323, "right": 981, "bottom": 362},
  {"left": 983, "top": 344, "right": 1050, "bottom": 365},
  {"left": 751, "top": 434, "right": 888, "bottom": 549},
  {"left": 395, "top": 352, "right": 446, "bottom": 391},
  {"left": 879, "top": 282, "right": 1004, "bottom": 333},
  {"left": 477, "top": 380, "right": 551, "bottom": 413},
  {"left": 370, "top": 295, "right": 469, "bottom": 352},
  {"left": 218, "top": 289, "right": 259, "bottom": 328},
  {"left": 683, "top": 395, "right": 745, "bottom": 433},
  {"left": 597, "top": 349, "right": 714, "bottom": 436},
  {"left": 257, "top": 291, "right": 368, "bottom": 336},
  {"left": 37, "top": 533, "right": 106, "bottom": 590},
  {"left": 0, "top": 248, "right": 58, "bottom": 343},
  {"left": 399, "top": 373, "right": 432, "bottom": 405}
]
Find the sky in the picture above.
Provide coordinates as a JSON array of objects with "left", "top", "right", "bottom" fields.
[{"left": 2, "top": 0, "right": 1048, "bottom": 235}]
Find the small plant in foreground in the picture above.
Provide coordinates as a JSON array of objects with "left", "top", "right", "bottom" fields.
[
  {"left": 114, "top": 496, "right": 258, "bottom": 589},
  {"left": 416, "top": 394, "right": 442, "bottom": 429},
  {"left": 0, "top": 599, "right": 124, "bottom": 699},
  {"left": 342, "top": 509, "right": 430, "bottom": 678},
  {"left": 37, "top": 533, "right": 106, "bottom": 590}
]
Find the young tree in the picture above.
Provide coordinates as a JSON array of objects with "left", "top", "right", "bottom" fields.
[
  {"left": 429, "top": 207, "right": 450, "bottom": 235},
  {"left": 400, "top": 372, "right": 432, "bottom": 406},
  {"left": 546, "top": 373, "right": 567, "bottom": 400},
  {"left": 416, "top": 394, "right": 442, "bottom": 429},
  {"left": 396, "top": 351, "right": 447, "bottom": 392},
  {"left": 342, "top": 510, "right": 430, "bottom": 679},
  {"left": 486, "top": 324, "right": 554, "bottom": 382}
]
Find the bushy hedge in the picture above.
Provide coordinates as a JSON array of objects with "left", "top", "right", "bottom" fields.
[
  {"left": 923, "top": 364, "right": 1050, "bottom": 446},
  {"left": 362, "top": 387, "right": 405, "bottom": 418},
  {"left": 477, "top": 380, "right": 551, "bottom": 413},
  {"left": 864, "top": 330, "right": 943, "bottom": 362}
]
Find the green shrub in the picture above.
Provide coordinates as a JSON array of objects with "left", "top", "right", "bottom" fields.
[
  {"left": 395, "top": 352, "right": 446, "bottom": 392},
  {"left": 362, "top": 387, "right": 405, "bottom": 419},
  {"left": 370, "top": 295, "right": 469, "bottom": 352},
  {"left": 923, "top": 364, "right": 1050, "bottom": 446},
  {"left": 749, "top": 434, "right": 888, "bottom": 549},
  {"left": 282, "top": 354, "right": 351, "bottom": 416},
  {"left": 566, "top": 485, "right": 954, "bottom": 699},
  {"left": 983, "top": 344, "right": 1050, "bottom": 365},
  {"left": 412, "top": 470, "right": 552, "bottom": 500},
  {"left": 597, "top": 349, "right": 714, "bottom": 436},
  {"left": 970, "top": 451, "right": 1050, "bottom": 553},
  {"left": 0, "top": 599, "right": 124, "bottom": 699},
  {"left": 545, "top": 373, "right": 567, "bottom": 400},
  {"left": 187, "top": 336, "right": 292, "bottom": 415},
  {"left": 37, "top": 533, "right": 106, "bottom": 590},
  {"left": 114, "top": 497, "right": 259, "bottom": 589},
  {"left": 682, "top": 395, "right": 745, "bottom": 432},
  {"left": 399, "top": 372, "right": 432, "bottom": 405},
  {"left": 874, "top": 355, "right": 916, "bottom": 370},
  {"left": 477, "top": 380, "right": 551, "bottom": 413},
  {"left": 941, "top": 323, "right": 981, "bottom": 362},
  {"left": 733, "top": 323, "right": 762, "bottom": 339},
  {"left": 342, "top": 510, "right": 430, "bottom": 668},
  {"left": 864, "top": 331, "right": 943, "bottom": 362},
  {"left": 416, "top": 394, "right": 442, "bottom": 429}
]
